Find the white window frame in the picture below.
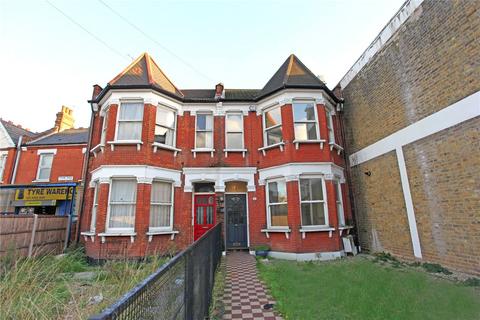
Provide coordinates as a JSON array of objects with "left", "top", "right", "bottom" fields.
[
  {"left": 326, "top": 109, "right": 335, "bottom": 144},
  {"left": 35, "top": 152, "right": 55, "bottom": 182},
  {"left": 266, "top": 178, "right": 288, "bottom": 229},
  {"left": 90, "top": 182, "right": 99, "bottom": 232},
  {"left": 100, "top": 109, "right": 109, "bottom": 145},
  {"left": 225, "top": 112, "right": 244, "bottom": 150},
  {"left": 154, "top": 105, "right": 177, "bottom": 147},
  {"left": 114, "top": 101, "right": 144, "bottom": 142},
  {"left": 263, "top": 105, "right": 283, "bottom": 147},
  {"left": 106, "top": 178, "right": 137, "bottom": 233},
  {"left": 149, "top": 180, "right": 174, "bottom": 232},
  {"left": 292, "top": 100, "right": 320, "bottom": 141},
  {"left": 0, "top": 153, "right": 7, "bottom": 182},
  {"left": 195, "top": 112, "right": 214, "bottom": 150},
  {"left": 334, "top": 180, "right": 345, "bottom": 226},
  {"left": 299, "top": 175, "right": 329, "bottom": 228}
]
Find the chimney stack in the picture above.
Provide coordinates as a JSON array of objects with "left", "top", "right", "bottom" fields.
[
  {"left": 214, "top": 83, "right": 225, "bottom": 100},
  {"left": 54, "top": 106, "right": 75, "bottom": 132}
]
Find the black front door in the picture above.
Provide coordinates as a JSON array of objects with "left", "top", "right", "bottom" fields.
[{"left": 226, "top": 194, "right": 247, "bottom": 249}]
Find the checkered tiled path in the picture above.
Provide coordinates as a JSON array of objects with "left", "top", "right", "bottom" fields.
[{"left": 222, "top": 251, "right": 282, "bottom": 320}]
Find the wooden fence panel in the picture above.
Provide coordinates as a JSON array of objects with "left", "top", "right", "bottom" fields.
[{"left": 0, "top": 214, "right": 69, "bottom": 258}]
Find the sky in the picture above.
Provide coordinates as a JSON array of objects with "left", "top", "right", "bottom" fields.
[{"left": 0, "top": 0, "right": 405, "bottom": 132}]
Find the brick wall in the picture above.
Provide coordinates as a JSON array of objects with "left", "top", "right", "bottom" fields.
[{"left": 342, "top": 0, "right": 480, "bottom": 274}]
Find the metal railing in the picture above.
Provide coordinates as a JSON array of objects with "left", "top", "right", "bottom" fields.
[{"left": 89, "top": 224, "right": 223, "bottom": 320}]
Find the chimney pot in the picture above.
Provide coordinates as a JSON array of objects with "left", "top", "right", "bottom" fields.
[{"left": 215, "top": 83, "right": 224, "bottom": 100}]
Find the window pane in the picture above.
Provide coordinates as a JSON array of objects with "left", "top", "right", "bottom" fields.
[
  {"left": 196, "top": 132, "right": 212, "bottom": 148},
  {"left": 150, "top": 204, "right": 171, "bottom": 227},
  {"left": 294, "top": 123, "right": 317, "bottom": 140},
  {"left": 156, "top": 108, "right": 175, "bottom": 128},
  {"left": 196, "top": 207, "right": 204, "bottom": 224},
  {"left": 301, "top": 203, "right": 326, "bottom": 226},
  {"left": 40, "top": 154, "right": 53, "bottom": 167},
  {"left": 109, "top": 204, "right": 135, "bottom": 228},
  {"left": 268, "top": 180, "right": 287, "bottom": 203},
  {"left": 265, "top": 107, "right": 281, "bottom": 128},
  {"left": 119, "top": 103, "right": 143, "bottom": 121},
  {"left": 196, "top": 114, "right": 213, "bottom": 130},
  {"left": 226, "top": 114, "right": 242, "bottom": 131},
  {"left": 300, "top": 178, "right": 323, "bottom": 201},
  {"left": 266, "top": 126, "right": 282, "bottom": 145},
  {"left": 38, "top": 168, "right": 51, "bottom": 180},
  {"left": 111, "top": 180, "right": 136, "bottom": 202},
  {"left": 293, "top": 103, "right": 315, "bottom": 121},
  {"left": 206, "top": 206, "right": 214, "bottom": 224},
  {"left": 155, "top": 126, "right": 174, "bottom": 145},
  {"left": 151, "top": 181, "right": 171, "bottom": 203},
  {"left": 270, "top": 204, "right": 288, "bottom": 226},
  {"left": 117, "top": 122, "right": 142, "bottom": 140},
  {"left": 227, "top": 133, "right": 243, "bottom": 149}
]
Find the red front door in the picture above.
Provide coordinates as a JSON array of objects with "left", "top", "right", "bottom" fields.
[{"left": 194, "top": 194, "right": 216, "bottom": 240}]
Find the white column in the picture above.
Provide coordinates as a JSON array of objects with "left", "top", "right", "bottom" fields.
[{"left": 395, "top": 147, "right": 422, "bottom": 259}]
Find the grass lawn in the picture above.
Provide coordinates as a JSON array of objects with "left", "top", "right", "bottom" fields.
[
  {"left": 257, "top": 256, "right": 480, "bottom": 320},
  {"left": 0, "top": 248, "right": 166, "bottom": 320}
]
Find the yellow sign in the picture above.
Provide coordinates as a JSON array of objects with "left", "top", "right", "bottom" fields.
[{"left": 15, "top": 187, "right": 74, "bottom": 201}]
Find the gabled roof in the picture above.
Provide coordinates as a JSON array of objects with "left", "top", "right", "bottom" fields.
[
  {"left": 91, "top": 53, "right": 339, "bottom": 104},
  {"left": 108, "top": 52, "right": 183, "bottom": 98},
  {"left": 0, "top": 119, "right": 37, "bottom": 145},
  {"left": 257, "top": 54, "right": 329, "bottom": 99},
  {"left": 26, "top": 128, "right": 89, "bottom": 146}
]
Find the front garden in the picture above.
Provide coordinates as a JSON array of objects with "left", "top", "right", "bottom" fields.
[{"left": 257, "top": 254, "right": 480, "bottom": 320}]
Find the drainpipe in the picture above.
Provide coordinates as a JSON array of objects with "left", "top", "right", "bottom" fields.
[
  {"left": 75, "top": 103, "right": 95, "bottom": 243},
  {"left": 10, "top": 135, "right": 23, "bottom": 184}
]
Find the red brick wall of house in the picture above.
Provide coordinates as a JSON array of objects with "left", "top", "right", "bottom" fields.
[
  {"left": 82, "top": 100, "right": 351, "bottom": 259},
  {"left": 14, "top": 145, "right": 85, "bottom": 184}
]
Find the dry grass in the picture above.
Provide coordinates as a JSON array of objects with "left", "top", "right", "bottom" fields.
[{"left": 0, "top": 248, "right": 165, "bottom": 320}]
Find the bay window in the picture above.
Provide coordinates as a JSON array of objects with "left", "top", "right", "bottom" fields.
[
  {"left": 293, "top": 102, "right": 318, "bottom": 140},
  {"left": 107, "top": 179, "right": 136, "bottom": 231},
  {"left": 36, "top": 153, "right": 54, "bottom": 181},
  {"left": 150, "top": 181, "right": 173, "bottom": 231},
  {"left": 299, "top": 177, "right": 328, "bottom": 227},
  {"left": 334, "top": 180, "right": 345, "bottom": 226},
  {"left": 263, "top": 106, "right": 282, "bottom": 146},
  {"left": 195, "top": 113, "right": 213, "bottom": 149},
  {"left": 155, "top": 106, "right": 176, "bottom": 146},
  {"left": 116, "top": 102, "right": 144, "bottom": 141},
  {"left": 90, "top": 182, "right": 99, "bottom": 232},
  {"left": 225, "top": 112, "right": 244, "bottom": 149},
  {"left": 266, "top": 179, "right": 288, "bottom": 228}
]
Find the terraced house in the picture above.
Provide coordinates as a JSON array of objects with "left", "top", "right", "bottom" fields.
[{"left": 80, "top": 53, "right": 353, "bottom": 260}]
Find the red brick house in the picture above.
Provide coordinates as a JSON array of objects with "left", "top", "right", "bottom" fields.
[
  {"left": 0, "top": 107, "right": 88, "bottom": 217},
  {"left": 80, "top": 53, "right": 353, "bottom": 260}
]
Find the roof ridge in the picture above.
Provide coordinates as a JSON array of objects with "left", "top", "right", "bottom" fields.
[
  {"left": 284, "top": 54, "right": 295, "bottom": 86},
  {"left": 148, "top": 55, "right": 184, "bottom": 97},
  {"left": 108, "top": 53, "right": 146, "bottom": 85}
]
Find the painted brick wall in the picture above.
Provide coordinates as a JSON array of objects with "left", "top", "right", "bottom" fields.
[{"left": 342, "top": 0, "right": 480, "bottom": 274}]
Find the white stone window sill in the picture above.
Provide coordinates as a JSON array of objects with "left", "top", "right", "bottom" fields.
[
  {"left": 90, "top": 143, "right": 105, "bottom": 156},
  {"left": 192, "top": 148, "right": 215, "bottom": 158},
  {"left": 33, "top": 179, "right": 49, "bottom": 183},
  {"left": 261, "top": 227, "right": 291, "bottom": 239},
  {"left": 152, "top": 142, "right": 181, "bottom": 156},
  {"left": 223, "top": 148, "right": 247, "bottom": 158},
  {"left": 98, "top": 232, "right": 137, "bottom": 243},
  {"left": 338, "top": 225, "right": 354, "bottom": 236},
  {"left": 299, "top": 226, "right": 335, "bottom": 239},
  {"left": 107, "top": 140, "right": 143, "bottom": 151},
  {"left": 258, "top": 142, "right": 285, "bottom": 156},
  {"left": 329, "top": 142, "right": 344, "bottom": 155},
  {"left": 293, "top": 139, "right": 326, "bottom": 150},
  {"left": 80, "top": 231, "right": 96, "bottom": 242},
  {"left": 146, "top": 230, "right": 179, "bottom": 241}
]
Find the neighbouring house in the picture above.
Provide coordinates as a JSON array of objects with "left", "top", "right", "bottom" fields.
[
  {"left": 80, "top": 52, "right": 353, "bottom": 260},
  {"left": 338, "top": 0, "right": 480, "bottom": 275},
  {"left": 0, "top": 106, "right": 88, "bottom": 219}
]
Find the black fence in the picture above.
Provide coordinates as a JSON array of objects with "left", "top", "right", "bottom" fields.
[{"left": 89, "top": 224, "right": 223, "bottom": 320}]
